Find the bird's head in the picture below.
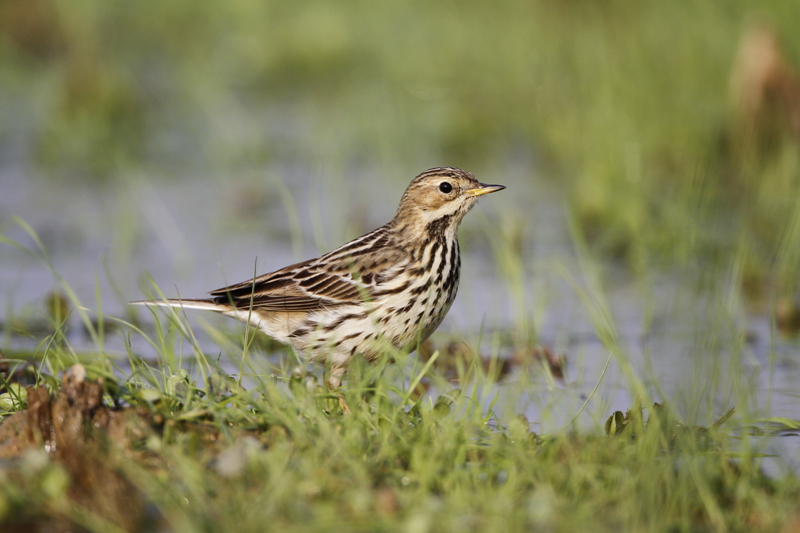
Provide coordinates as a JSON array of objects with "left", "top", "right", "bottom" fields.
[{"left": 391, "top": 167, "right": 505, "bottom": 235}]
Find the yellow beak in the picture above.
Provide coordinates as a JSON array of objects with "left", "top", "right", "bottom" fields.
[{"left": 465, "top": 183, "right": 506, "bottom": 197}]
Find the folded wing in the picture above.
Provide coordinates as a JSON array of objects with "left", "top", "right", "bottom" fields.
[{"left": 209, "top": 236, "right": 410, "bottom": 313}]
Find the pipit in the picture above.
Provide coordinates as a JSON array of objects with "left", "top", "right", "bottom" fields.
[{"left": 133, "top": 167, "right": 504, "bottom": 388}]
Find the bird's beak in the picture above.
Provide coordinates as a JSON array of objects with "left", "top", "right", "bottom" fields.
[{"left": 465, "top": 183, "right": 506, "bottom": 197}]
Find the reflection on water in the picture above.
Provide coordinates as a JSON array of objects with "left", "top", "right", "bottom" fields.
[{"left": 1, "top": 162, "right": 799, "bottom": 471}]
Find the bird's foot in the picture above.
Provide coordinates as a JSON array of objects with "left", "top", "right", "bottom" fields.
[{"left": 337, "top": 393, "right": 352, "bottom": 414}]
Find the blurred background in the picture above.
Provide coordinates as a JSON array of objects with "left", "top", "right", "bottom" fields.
[{"left": 2, "top": 0, "right": 800, "bottom": 425}]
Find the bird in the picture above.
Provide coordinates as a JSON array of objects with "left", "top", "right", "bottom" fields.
[{"left": 133, "top": 167, "right": 505, "bottom": 389}]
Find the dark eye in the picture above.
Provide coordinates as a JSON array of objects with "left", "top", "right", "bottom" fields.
[{"left": 439, "top": 181, "right": 453, "bottom": 194}]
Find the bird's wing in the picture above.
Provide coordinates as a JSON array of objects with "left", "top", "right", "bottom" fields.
[{"left": 209, "top": 229, "right": 410, "bottom": 312}]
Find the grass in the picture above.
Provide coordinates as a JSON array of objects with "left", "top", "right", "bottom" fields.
[
  {"left": 1, "top": 222, "right": 800, "bottom": 532},
  {"left": 0, "top": 331, "right": 795, "bottom": 532}
]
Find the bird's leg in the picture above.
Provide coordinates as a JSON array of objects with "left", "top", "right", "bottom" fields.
[
  {"left": 327, "top": 365, "right": 351, "bottom": 414},
  {"left": 327, "top": 366, "right": 345, "bottom": 389}
]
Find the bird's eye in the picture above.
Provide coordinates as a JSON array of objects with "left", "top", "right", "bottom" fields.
[{"left": 439, "top": 181, "right": 453, "bottom": 194}]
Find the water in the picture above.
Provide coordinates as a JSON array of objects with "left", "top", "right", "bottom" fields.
[{"left": 2, "top": 154, "right": 799, "bottom": 470}]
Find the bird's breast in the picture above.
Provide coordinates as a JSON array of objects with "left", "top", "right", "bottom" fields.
[
  {"left": 378, "top": 234, "right": 462, "bottom": 349},
  {"left": 286, "top": 234, "right": 462, "bottom": 365}
]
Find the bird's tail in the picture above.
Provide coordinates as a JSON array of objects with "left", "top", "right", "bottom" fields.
[{"left": 129, "top": 299, "right": 226, "bottom": 312}]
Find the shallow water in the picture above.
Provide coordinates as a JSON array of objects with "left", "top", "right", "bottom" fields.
[{"left": 2, "top": 157, "right": 799, "bottom": 470}]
